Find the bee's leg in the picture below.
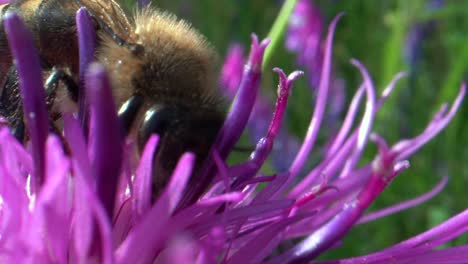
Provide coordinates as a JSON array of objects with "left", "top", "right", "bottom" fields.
[
  {"left": 44, "top": 69, "right": 80, "bottom": 153},
  {"left": 45, "top": 68, "right": 79, "bottom": 104},
  {"left": 48, "top": 119, "right": 74, "bottom": 154},
  {"left": 0, "top": 66, "right": 26, "bottom": 141},
  {"left": 0, "top": 67, "right": 78, "bottom": 143},
  {"left": 118, "top": 95, "right": 143, "bottom": 136},
  {"left": 10, "top": 120, "right": 25, "bottom": 141}
]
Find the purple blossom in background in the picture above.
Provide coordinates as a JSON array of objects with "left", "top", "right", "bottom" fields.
[
  {"left": 0, "top": 6, "right": 467, "bottom": 264},
  {"left": 138, "top": 0, "right": 151, "bottom": 9},
  {"left": 404, "top": 0, "right": 444, "bottom": 67},
  {"left": 404, "top": 24, "right": 428, "bottom": 68},
  {"left": 286, "top": 0, "right": 346, "bottom": 141},
  {"left": 286, "top": 0, "right": 323, "bottom": 88},
  {"left": 401, "top": 0, "right": 445, "bottom": 137},
  {"left": 220, "top": 44, "right": 245, "bottom": 98}
]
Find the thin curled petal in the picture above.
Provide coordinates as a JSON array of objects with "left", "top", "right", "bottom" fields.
[
  {"left": 358, "top": 176, "right": 448, "bottom": 224},
  {"left": 288, "top": 13, "right": 344, "bottom": 180},
  {"left": 395, "top": 83, "right": 466, "bottom": 160},
  {"left": 338, "top": 59, "right": 377, "bottom": 177}
]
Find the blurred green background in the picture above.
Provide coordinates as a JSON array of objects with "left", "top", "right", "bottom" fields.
[{"left": 125, "top": 0, "right": 468, "bottom": 260}]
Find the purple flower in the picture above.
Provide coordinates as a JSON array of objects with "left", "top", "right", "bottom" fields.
[
  {"left": 0, "top": 8, "right": 467, "bottom": 264},
  {"left": 404, "top": 0, "right": 444, "bottom": 67}
]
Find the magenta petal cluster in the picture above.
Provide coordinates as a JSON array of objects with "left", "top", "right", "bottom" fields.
[{"left": 0, "top": 8, "right": 467, "bottom": 264}]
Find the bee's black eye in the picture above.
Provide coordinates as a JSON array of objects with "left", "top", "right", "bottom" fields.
[
  {"left": 118, "top": 95, "right": 143, "bottom": 135},
  {"left": 138, "top": 105, "right": 178, "bottom": 149}
]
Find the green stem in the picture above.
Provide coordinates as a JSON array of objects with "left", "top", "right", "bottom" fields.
[{"left": 262, "top": 0, "right": 297, "bottom": 72}]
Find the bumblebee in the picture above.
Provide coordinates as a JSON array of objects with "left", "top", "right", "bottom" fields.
[{"left": 0, "top": 0, "right": 225, "bottom": 197}]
